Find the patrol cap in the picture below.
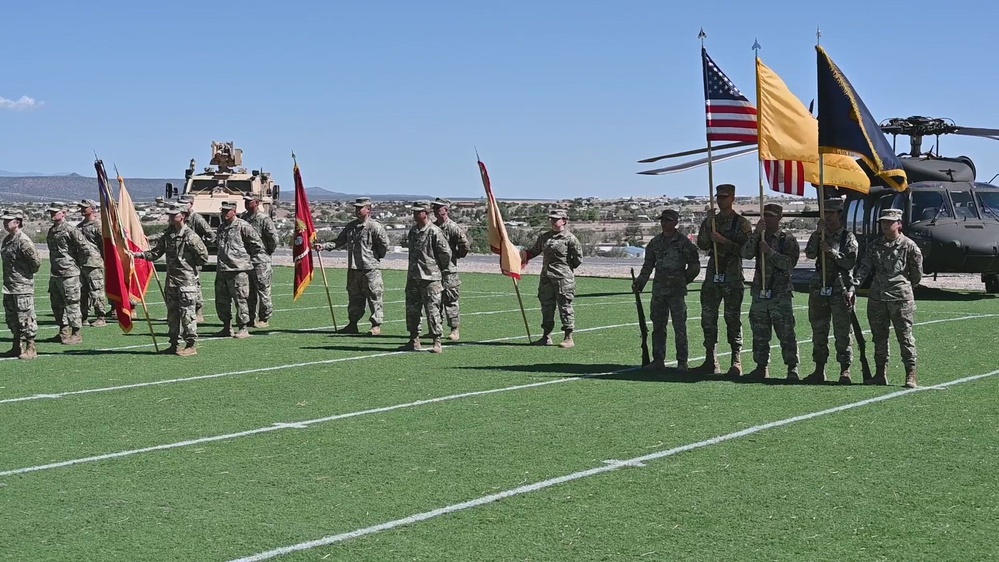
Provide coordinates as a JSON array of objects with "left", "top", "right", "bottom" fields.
[
  {"left": 878, "top": 208, "right": 903, "bottom": 222},
  {"left": 548, "top": 208, "right": 568, "bottom": 220},
  {"left": 431, "top": 197, "right": 451, "bottom": 209},
  {"left": 47, "top": 203, "right": 66, "bottom": 213},
  {"left": 763, "top": 203, "right": 783, "bottom": 217},
  {"left": 78, "top": 199, "right": 98, "bottom": 210},
  {"left": 1, "top": 209, "right": 23, "bottom": 221},
  {"left": 715, "top": 183, "right": 736, "bottom": 196},
  {"left": 220, "top": 201, "right": 238, "bottom": 211},
  {"left": 823, "top": 197, "right": 845, "bottom": 212},
  {"left": 658, "top": 209, "right": 680, "bottom": 221},
  {"left": 165, "top": 204, "right": 185, "bottom": 216},
  {"left": 242, "top": 194, "right": 260, "bottom": 202},
  {"left": 352, "top": 197, "right": 372, "bottom": 208},
  {"left": 407, "top": 200, "right": 432, "bottom": 212}
]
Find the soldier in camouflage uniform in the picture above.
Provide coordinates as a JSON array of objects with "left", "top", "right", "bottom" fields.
[
  {"left": 315, "top": 197, "right": 390, "bottom": 335},
  {"left": 740, "top": 203, "right": 800, "bottom": 380},
  {"left": 432, "top": 198, "right": 470, "bottom": 341},
  {"left": 522, "top": 209, "right": 583, "bottom": 348},
  {"left": 695, "top": 184, "right": 752, "bottom": 376},
  {"left": 849, "top": 208, "right": 923, "bottom": 388},
  {"left": 214, "top": 201, "right": 264, "bottom": 339},
  {"left": 632, "top": 209, "right": 700, "bottom": 371},
  {"left": 76, "top": 199, "right": 108, "bottom": 327},
  {"left": 242, "top": 194, "right": 280, "bottom": 328},
  {"left": 2, "top": 210, "right": 41, "bottom": 359},
  {"left": 804, "top": 197, "right": 859, "bottom": 384},
  {"left": 46, "top": 204, "right": 92, "bottom": 345},
  {"left": 179, "top": 195, "right": 215, "bottom": 323},
  {"left": 401, "top": 201, "right": 453, "bottom": 353},
  {"left": 131, "top": 205, "right": 209, "bottom": 356}
]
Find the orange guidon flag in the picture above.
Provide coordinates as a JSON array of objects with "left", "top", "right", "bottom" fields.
[
  {"left": 477, "top": 159, "right": 521, "bottom": 280},
  {"left": 95, "top": 159, "right": 135, "bottom": 332},
  {"left": 116, "top": 172, "right": 155, "bottom": 301},
  {"left": 292, "top": 161, "right": 317, "bottom": 300}
]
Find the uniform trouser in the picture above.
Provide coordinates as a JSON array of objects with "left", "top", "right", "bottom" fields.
[
  {"left": 166, "top": 283, "right": 199, "bottom": 346},
  {"left": 80, "top": 267, "right": 107, "bottom": 320},
  {"left": 441, "top": 272, "right": 461, "bottom": 329},
  {"left": 247, "top": 263, "right": 273, "bottom": 323},
  {"left": 650, "top": 293, "right": 688, "bottom": 362},
  {"left": 215, "top": 270, "right": 250, "bottom": 330},
  {"left": 346, "top": 269, "right": 384, "bottom": 327},
  {"left": 808, "top": 292, "right": 853, "bottom": 367},
  {"left": 406, "top": 279, "right": 443, "bottom": 337},
  {"left": 49, "top": 275, "right": 82, "bottom": 329},
  {"left": 538, "top": 275, "right": 575, "bottom": 333},
  {"left": 4, "top": 293, "right": 37, "bottom": 342},
  {"left": 867, "top": 299, "right": 917, "bottom": 369},
  {"left": 749, "top": 296, "right": 799, "bottom": 368},
  {"left": 700, "top": 281, "right": 744, "bottom": 350},
  {"left": 194, "top": 268, "right": 204, "bottom": 314}
]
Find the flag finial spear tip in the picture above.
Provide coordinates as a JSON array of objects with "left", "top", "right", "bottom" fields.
[
  {"left": 698, "top": 28, "right": 706, "bottom": 43},
  {"left": 816, "top": 27, "right": 822, "bottom": 45},
  {"left": 752, "top": 38, "right": 761, "bottom": 52}
]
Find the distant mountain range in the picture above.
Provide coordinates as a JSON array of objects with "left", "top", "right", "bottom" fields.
[{"left": 0, "top": 170, "right": 81, "bottom": 177}]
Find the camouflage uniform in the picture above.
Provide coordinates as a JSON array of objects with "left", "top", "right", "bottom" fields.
[
  {"left": 696, "top": 204, "right": 752, "bottom": 371},
  {"left": 47, "top": 217, "right": 92, "bottom": 341},
  {"left": 634, "top": 221, "right": 700, "bottom": 366},
  {"left": 741, "top": 213, "right": 800, "bottom": 378},
  {"left": 434, "top": 214, "right": 470, "bottom": 331},
  {"left": 525, "top": 212, "right": 583, "bottom": 341},
  {"left": 804, "top": 215, "right": 859, "bottom": 380},
  {"left": 323, "top": 214, "right": 389, "bottom": 331},
  {"left": 404, "top": 207, "right": 453, "bottom": 348},
  {"left": 2, "top": 218, "right": 41, "bottom": 358},
  {"left": 241, "top": 207, "right": 280, "bottom": 326},
  {"left": 76, "top": 215, "right": 108, "bottom": 324},
  {"left": 135, "top": 220, "right": 208, "bottom": 352},
  {"left": 185, "top": 206, "right": 215, "bottom": 320},
  {"left": 215, "top": 211, "right": 264, "bottom": 335},
  {"left": 852, "top": 208, "right": 923, "bottom": 385}
]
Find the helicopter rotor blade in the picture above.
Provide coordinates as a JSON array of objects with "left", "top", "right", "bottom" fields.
[
  {"left": 637, "top": 141, "right": 753, "bottom": 163},
  {"left": 952, "top": 126, "right": 999, "bottom": 137},
  {"left": 637, "top": 146, "right": 756, "bottom": 175}
]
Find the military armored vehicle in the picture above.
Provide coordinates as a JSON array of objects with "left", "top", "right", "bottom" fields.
[{"left": 165, "top": 141, "right": 280, "bottom": 251}]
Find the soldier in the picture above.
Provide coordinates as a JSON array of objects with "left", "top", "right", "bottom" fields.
[
  {"left": 401, "top": 201, "right": 452, "bottom": 353},
  {"left": 695, "top": 183, "right": 752, "bottom": 376},
  {"left": 179, "top": 194, "right": 215, "bottom": 323},
  {"left": 740, "top": 203, "right": 800, "bottom": 380},
  {"left": 804, "top": 197, "right": 859, "bottom": 383},
  {"left": 849, "top": 208, "right": 923, "bottom": 388},
  {"left": 131, "top": 205, "right": 209, "bottom": 356},
  {"left": 314, "top": 197, "right": 390, "bottom": 335},
  {"left": 76, "top": 199, "right": 108, "bottom": 327},
  {"left": 432, "top": 197, "right": 470, "bottom": 341},
  {"left": 2, "top": 210, "right": 41, "bottom": 359},
  {"left": 241, "top": 194, "right": 279, "bottom": 328},
  {"left": 214, "top": 201, "right": 264, "bottom": 339},
  {"left": 632, "top": 209, "right": 700, "bottom": 371},
  {"left": 46, "top": 204, "right": 92, "bottom": 344},
  {"left": 521, "top": 209, "right": 583, "bottom": 348}
]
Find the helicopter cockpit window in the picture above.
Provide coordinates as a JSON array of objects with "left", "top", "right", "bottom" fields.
[
  {"left": 975, "top": 189, "right": 999, "bottom": 218},
  {"left": 910, "top": 191, "right": 951, "bottom": 222},
  {"left": 949, "top": 190, "right": 981, "bottom": 219}
]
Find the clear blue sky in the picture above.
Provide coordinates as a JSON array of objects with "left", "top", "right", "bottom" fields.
[{"left": 2, "top": 0, "right": 996, "bottom": 199}]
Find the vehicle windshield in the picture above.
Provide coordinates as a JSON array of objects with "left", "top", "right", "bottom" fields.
[
  {"left": 975, "top": 189, "right": 999, "bottom": 218},
  {"left": 910, "top": 190, "right": 952, "bottom": 222},
  {"left": 188, "top": 179, "right": 253, "bottom": 195},
  {"left": 949, "top": 190, "right": 981, "bottom": 219}
]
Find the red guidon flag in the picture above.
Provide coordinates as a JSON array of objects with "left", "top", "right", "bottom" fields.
[
  {"left": 292, "top": 160, "right": 317, "bottom": 300},
  {"left": 477, "top": 159, "right": 521, "bottom": 280},
  {"left": 95, "top": 159, "right": 136, "bottom": 332},
  {"left": 116, "top": 172, "right": 154, "bottom": 301}
]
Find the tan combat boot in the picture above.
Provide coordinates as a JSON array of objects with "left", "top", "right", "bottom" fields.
[
  {"left": 838, "top": 365, "right": 852, "bottom": 385},
  {"left": 804, "top": 363, "right": 826, "bottom": 384},
  {"left": 367, "top": 325, "right": 381, "bottom": 336},
  {"left": 176, "top": 343, "right": 197, "bottom": 357},
  {"left": 558, "top": 330, "right": 575, "bottom": 349},
  {"left": 532, "top": 332, "right": 553, "bottom": 346},
  {"left": 430, "top": 338, "right": 443, "bottom": 353},
  {"left": 727, "top": 349, "right": 742, "bottom": 378},
  {"left": 904, "top": 366, "right": 918, "bottom": 389},
  {"left": 18, "top": 339, "right": 38, "bottom": 360},
  {"left": 89, "top": 317, "right": 107, "bottom": 327},
  {"left": 402, "top": 337, "right": 422, "bottom": 351},
  {"left": 448, "top": 328, "right": 460, "bottom": 342},
  {"left": 254, "top": 320, "right": 270, "bottom": 329},
  {"left": 695, "top": 347, "right": 720, "bottom": 374},
  {"left": 232, "top": 328, "right": 251, "bottom": 339},
  {"left": 64, "top": 328, "right": 83, "bottom": 345},
  {"left": 56, "top": 326, "right": 72, "bottom": 344},
  {"left": 865, "top": 364, "right": 888, "bottom": 386}
]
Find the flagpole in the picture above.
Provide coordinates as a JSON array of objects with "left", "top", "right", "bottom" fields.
[
  {"left": 753, "top": 38, "right": 767, "bottom": 294},
  {"left": 512, "top": 278, "right": 532, "bottom": 343},
  {"left": 293, "top": 151, "right": 337, "bottom": 332},
  {"left": 128, "top": 259, "right": 159, "bottom": 352},
  {"left": 816, "top": 28, "right": 827, "bottom": 289},
  {"left": 700, "top": 29, "right": 720, "bottom": 265}
]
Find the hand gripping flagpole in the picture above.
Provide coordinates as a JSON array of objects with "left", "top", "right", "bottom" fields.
[
  {"left": 294, "top": 151, "right": 338, "bottom": 332},
  {"left": 700, "top": 29, "right": 720, "bottom": 267},
  {"left": 753, "top": 38, "right": 767, "bottom": 293}
]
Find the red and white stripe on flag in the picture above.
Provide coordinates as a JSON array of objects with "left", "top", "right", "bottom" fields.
[{"left": 764, "top": 160, "right": 805, "bottom": 196}]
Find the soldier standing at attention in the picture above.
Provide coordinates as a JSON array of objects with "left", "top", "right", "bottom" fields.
[
  {"left": 241, "top": 194, "right": 279, "bottom": 328},
  {"left": 314, "top": 197, "right": 390, "bottom": 336},
  {"left": 2, "top": 210, "right": 41, "bottom": 359},
  {"left": 214, "top": 201, "right": 264, "bottom": 339},
  {"left": 695, "top": 184, "right": 752, "bottom": 377},
  {"left": 740, "top": 203, "right": 800, "bottom": 380},
  {"left": 46, "top": 204, "right": 91, "bottom": 345},
  {"left": 849, "top": 208, "right": 923, "bottom": 388},
  {"left": 402, "top": 201, "right": 452, "bottom": 353},
  {"left": 632, "top": 209, "right": 700, "bottom": 371},
  {"left": 76, "top": 199, "right": 108, "bottom": 327},
  {"left": 522, "top": 209, "right": 583, "bottom": 348},
  {"left": 131, "top": 205, "right": 209, "bottom": 356},
  {"left": 432, "top": 197, "right": 470, "bottom": 341},
  {"left": 804, "top": 197, "right": 859, "bottom": 383},
  {"left": 179, "top": 195, "right": 215, "bottom": 323}
]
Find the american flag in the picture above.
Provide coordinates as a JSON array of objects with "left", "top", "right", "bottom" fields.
[
  {"left": 764, "top": 160, "right": 806, "bottom": 196},
  {"left": 702, "top": 47, "right": 758, "bottom": 143}
]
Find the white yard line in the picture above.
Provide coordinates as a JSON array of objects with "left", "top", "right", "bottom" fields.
[
  {"left": 229, "top": 365, "right": 999, "bottom": 562},
  {"left": 0, "top": 314, "right": 990, "bottom": 479}
]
